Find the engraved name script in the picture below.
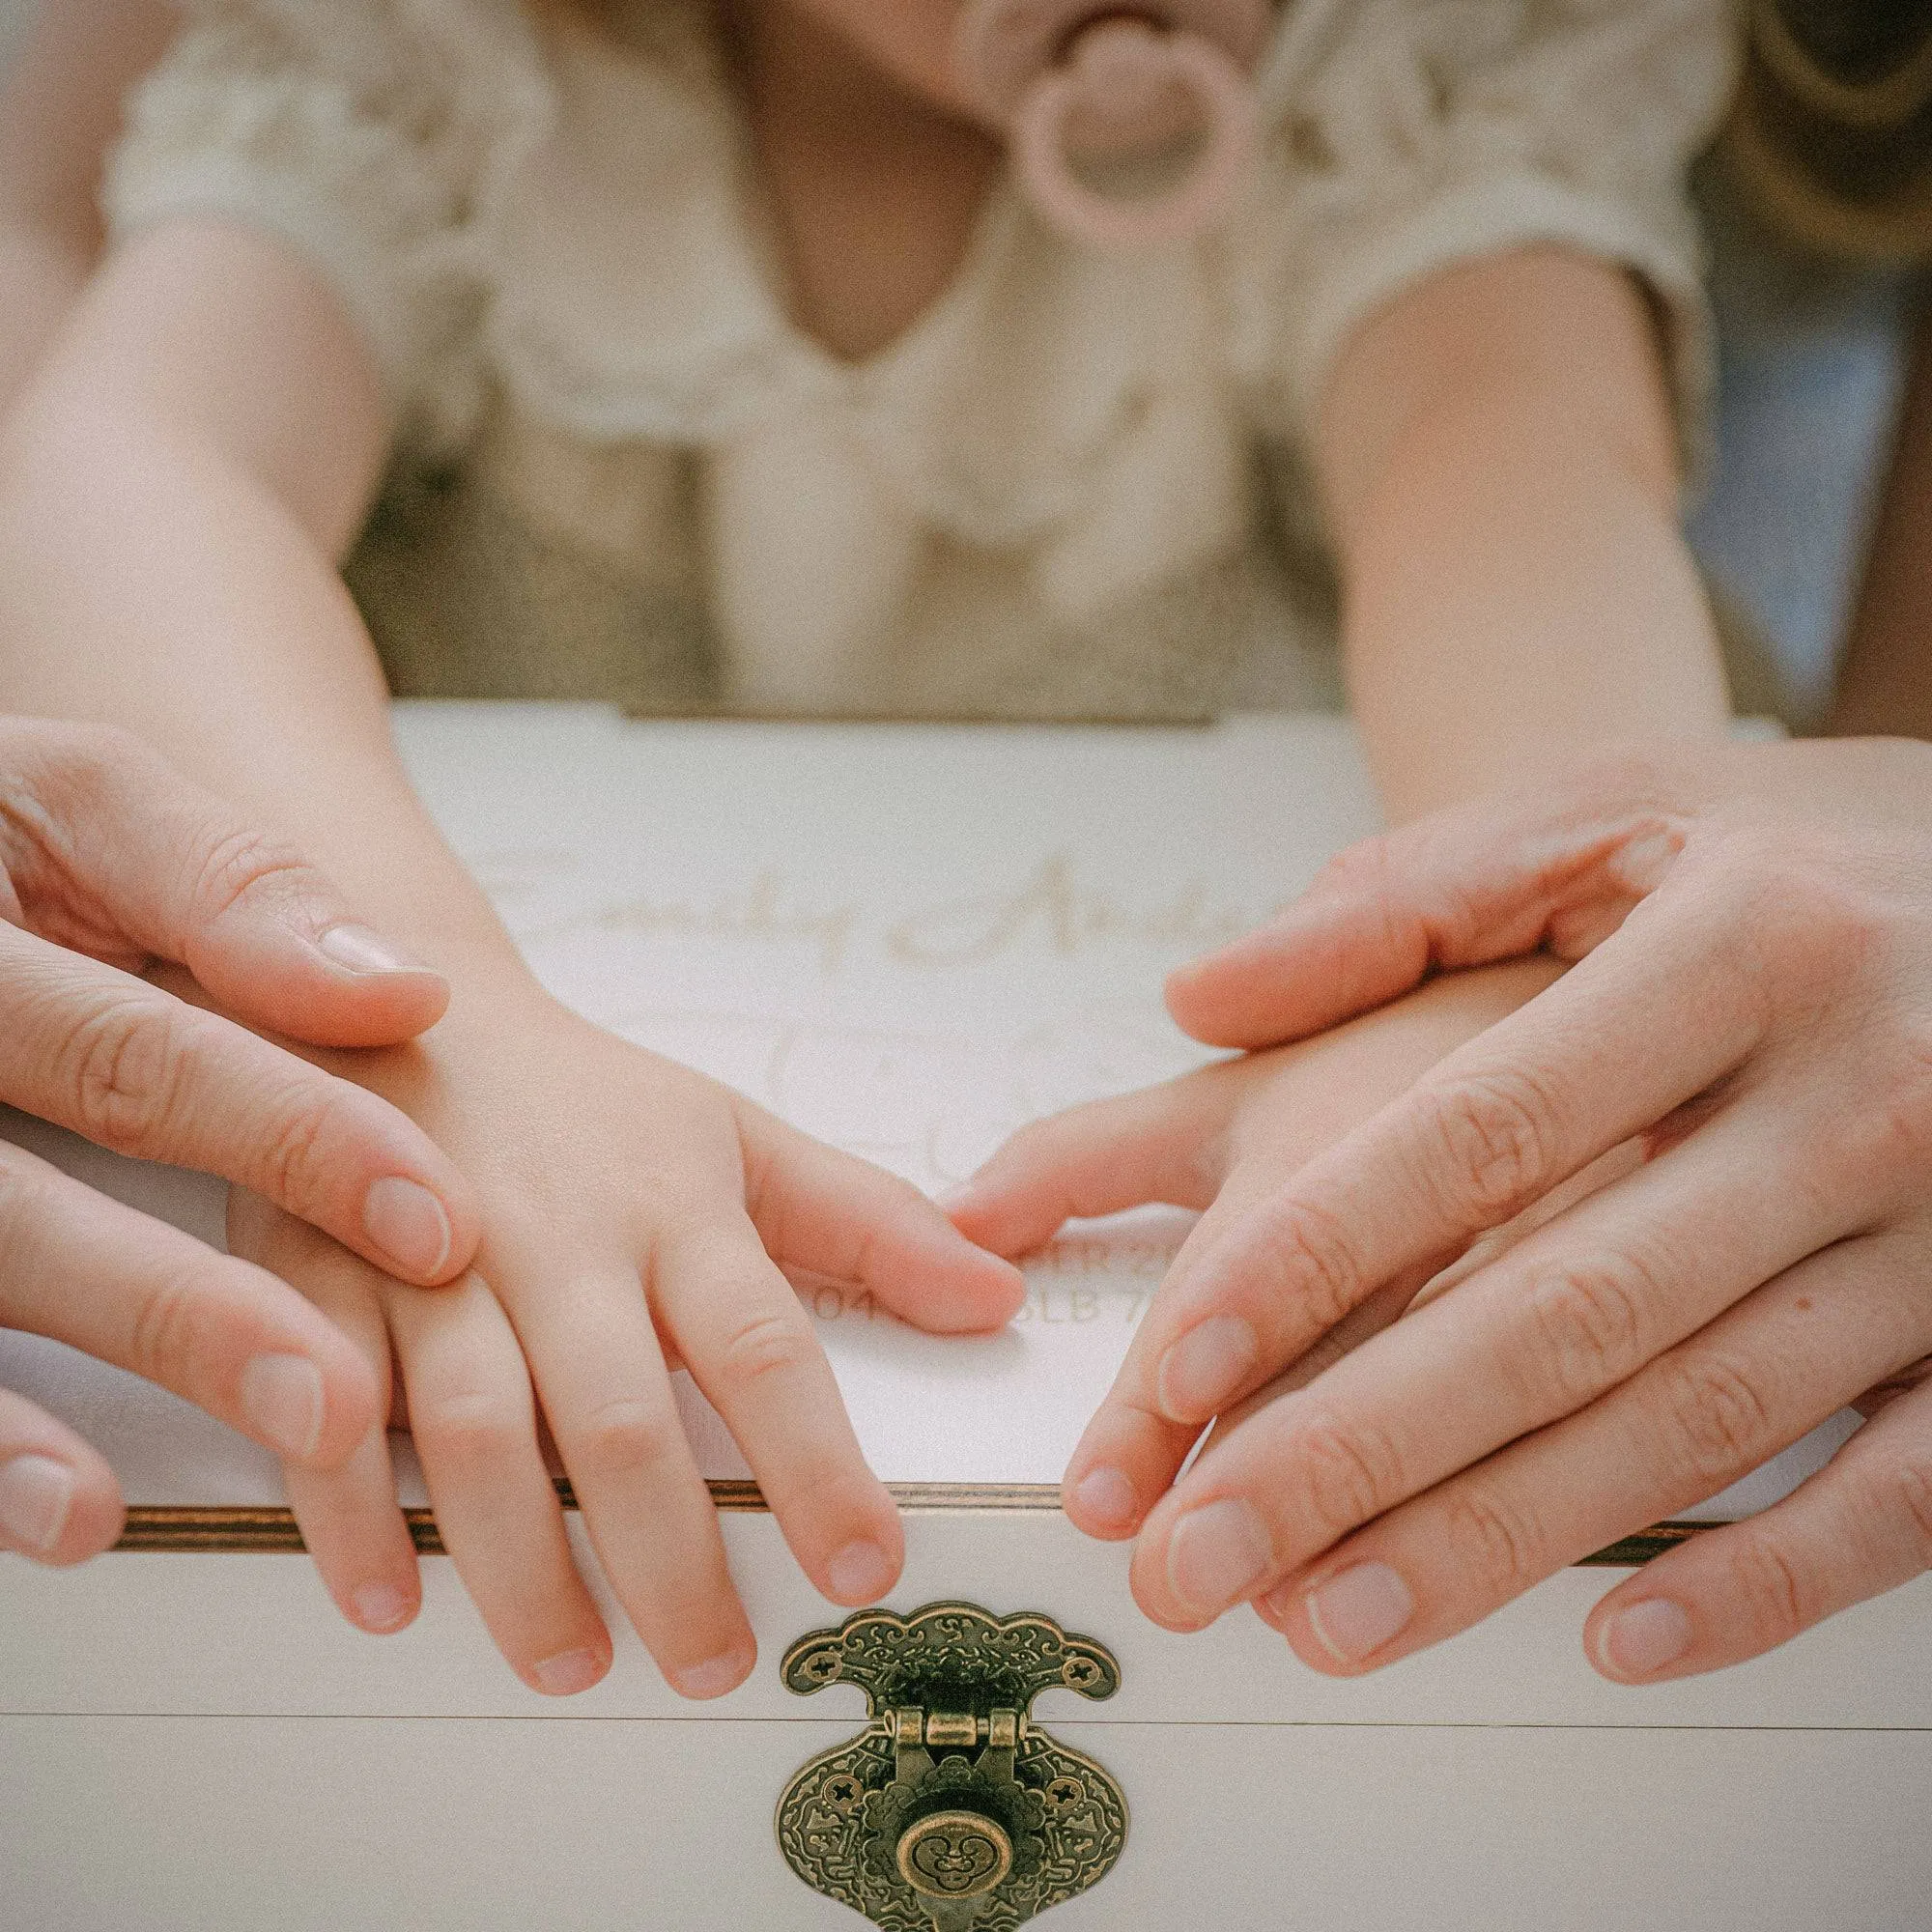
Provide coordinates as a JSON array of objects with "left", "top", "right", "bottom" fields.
[{"left": 491, "top": 853, "right": 1280, "bottom": 980}]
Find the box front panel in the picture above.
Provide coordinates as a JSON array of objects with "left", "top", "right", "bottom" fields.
[{"left": 6, "top": 1711, "right": 1927, "bottom": 1931}]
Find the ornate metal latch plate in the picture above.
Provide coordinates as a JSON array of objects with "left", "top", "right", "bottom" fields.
[{"left": 775, "top": 1603, "right": 1128, "bottom": 1931}]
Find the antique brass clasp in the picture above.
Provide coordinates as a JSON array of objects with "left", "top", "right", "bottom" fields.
[{"left": 775, "top": 1603, "right": 1128, "bottom": 1931}]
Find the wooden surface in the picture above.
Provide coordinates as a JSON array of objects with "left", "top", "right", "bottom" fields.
[{"left": 7, "top": 1712, "right": 1928, "bottom": 1930}]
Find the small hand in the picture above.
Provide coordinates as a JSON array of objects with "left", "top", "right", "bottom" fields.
[
  {"left": 0, "top": 721, "right": 480, "bottom": 1564},
  {"left": 948, "top": 958, "right": 1560, "bottom": 1530},
  {"left": 1049, "top": 740, "right": 1932, "bottom": 1683},
  {"left": 233, "top": 988, "right": 1026, "bottom": 1695}
]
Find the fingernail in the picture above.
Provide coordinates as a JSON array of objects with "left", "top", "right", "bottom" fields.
[
  {"left": 531, "top": 1647, "right": 606, "bottom": 1696},
  {"left": 1166, "top": 1498, "right": 1273, "bottom": 1616},
  {"left": 361, "top": 1177, "right": 453, "bottom": 1279},
  {"left": 673, "top": 1643, "right": 755, "bottom": 1700},
  {"left": 1598, "top": 1599, "right": 1691, "bottom": 1679},
  {"left": 826, "top": 1540, "right": 896, "bottom": 1604},
  {"left": 352, "top": 1582, "right": 414, "bottom": 1633},
  {"left": 933, "top": 1181, "right": 979, "bottom": 1213},
  {"left": 1157, "top": 1316, "right": 1260, "bottom": 1420},
  {"left": 240, "top": 1353, "right": 325, "bottom": 1460},
  {"left": 1069, "top": 1465, "right": 1139, "bottom": 1531},
  {"left": 316, "top": 923, "right": 418, "bottom": 976},
  {"left": 0, "top": 1455, "right": 75, "bottom": 1554},
  {"left": 1303, "top": 1562, "right": 1414, "bottom": 1664}
]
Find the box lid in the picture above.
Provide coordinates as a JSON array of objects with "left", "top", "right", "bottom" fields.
[{"left": 0, "top": 706, "right": 1847, "bottom": 1515}]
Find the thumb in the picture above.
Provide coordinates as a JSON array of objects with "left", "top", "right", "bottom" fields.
[
  {"left": 1166, "top": 778, "right": 1692, "bottom": 1051},
  {"left": 0, "top": 722, "right": 446, "bottom": 1049}
]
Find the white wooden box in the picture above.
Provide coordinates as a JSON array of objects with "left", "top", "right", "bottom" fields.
[{"left": 3, "top": 707, "right": 1927, "bottom": 1930}]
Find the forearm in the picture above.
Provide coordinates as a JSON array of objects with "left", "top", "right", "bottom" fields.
[
  {"left": 1340, "top": 394, "right": 1729, "bottom": 821},
  {"left": 0, "top": 0, "right": 176, "bottom": 416},
  {"left": 0, "top": 230, "right": 89, "bottom": 419},
  {"left": 1319, "top": 249, "right": 1730, "bottom": 825},
  {"left": 0, "top": 270, "right": 530, "bottom": 993}
]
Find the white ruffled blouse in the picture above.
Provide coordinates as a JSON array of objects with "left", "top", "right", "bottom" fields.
[{"left": 103, "top": 0, "right": 1736, "bottom": 720}]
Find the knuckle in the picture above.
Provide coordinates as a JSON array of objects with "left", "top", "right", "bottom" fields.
[
  {"left": 128, "top": 1266, "right": 213, "bottom": 1389},
  {"left": 1412, "top": 1066, "right": 1562, "bottom": 1225},
  {"left": 1246, "top": 1194, "right": 1364, "bottom": 1333},
  {"left": 254, "top": 1081, "right": 353, "bottom": 1221},
  {"left": 715, "top": 1309, "right": 814, "bottom": 1392},
  {"left": 1438, "top": 1479, "right": 1545, "bottom": 1599},
  {"left": 1892, "top": 1459, "right": 1932, "bottom": 1562},
  {"left": 1849, "top": 1452, "right": 1932, "bottom": 1572},
  {"left": 1290, "top": 1406, "right": 1405, "bottom": 1538},
  {"left": 1859, "top": 1029, "right": 1932, "bottom": 1179},
  {"left": 1648, "top": 1350, "right": 1775, "bottom": 1484},
  {"left": 58, "top": 996, "right": 190, "bottom": 1157},
  {"left": 185, "top": 822, "right": 317, "bottom": 931},
  {"left": 565, "top": 1397, "right": 682, "bottom": 1487},
  {"left": 1734, "top": 842, "right": 1884, "bottom": 994},
  {"left": 1722, "top": 1528, "right": 1814, "bottom": 1643},
  {"left": 1516, "top": 1251, "right": 1658, "bottom": 1405},
  {"left": 412, "top": 1389, "right": 529, "bottom": 1472}
]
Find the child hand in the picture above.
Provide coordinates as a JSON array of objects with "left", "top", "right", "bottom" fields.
[
  {"left": 229, "top": 981, "right": 1025, "bottom": 1699},
  {"left": 946, "top": 958, "right": 1563, "bottom": 1544}
]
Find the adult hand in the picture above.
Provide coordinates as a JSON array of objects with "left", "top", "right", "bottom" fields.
[
  {"left": 1063, "top": 738, "right": 1932, "bottom": 1683},
  {"left": 0, "top": 720, "right": 480, "bottom": 1566}
]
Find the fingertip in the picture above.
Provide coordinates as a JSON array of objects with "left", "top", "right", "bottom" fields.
[
  {"left": 952, "top": 1249, "right": 1030, "bottom": 1329},
  {"left": 72, "top": 1486, "right": 130, "bottom": 1565},
  {"left": 1063, "top": 1463, "right": 1144, "bottom": 1540},
  {"left": 825, "top": 1532, "right": 902, "bottom": 1606},
  {"left": 0, "top": 1455, "right": 125, "bottom": 1567},
  {"left": 1161, "top": 957, "right": 1225, "bottom": 1039},
  {"left": 358, "top": 1173, "right": 480, "bottom": 1289},
  {"left": 670, "top": 1638, "right": 757, "bottom": 1702},
  {"left": 1585, "top": 1593, "right": 1696, "bottom": 1685},
  {"left": 349, "top": 1578, "right": 422, "bottom": 1635},
  {"left": 303, "top": 935, "right": 452, "bottom": 1046},
  {"left": 893, "top": 1217, "right": 1031, "bottom": 1331},
  {"left": 1257, "top": 1596, "right": 1362, "bottom": 1677},
  {"left": 528, "top": 1636, "right": 614, "bottom": 1697},
  {"left": 311, "top": 979, "right": 452, "bottom": 1051},
  {"left": 1162, "top": 929, "right": 1289, "bottom": 1042},
  {"left": 1126, "top": 1559, "right": 1219, "bottom": 1634},
  {"left": 192, "top": 919, "right": 452, "bottom": 1050},
  {"left": 1277, "top": 1617, "right": 1372, "bottom": 1678},
  {"left": 941, "top": 1182, "right": 1065, "bottom": 1266},
  {"left": 284, "top": 1329, "right": 384, "bottom": 1471}
]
